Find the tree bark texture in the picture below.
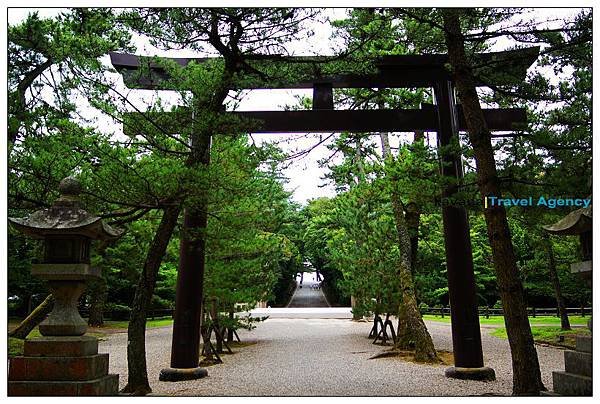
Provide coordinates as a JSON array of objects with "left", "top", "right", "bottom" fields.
[
  {"left": 390, "top": 186, "right": 439, "bottom": 362},
  {"left": 543, "top": 234, "right": 570, "bottom": 330},
  {"left": 351, "top": 295, "right": 361, "bottom": 320},
  {"left": 379, "top": 132, "right": 438, "bottom": 362},
  {"left": 442, "top": 9, "right": 545, "bottom": 395},
  {"left": 122, "top": 206, "right": 181, "bottom": 395},
  {"left": 406, "top": 131, "right": 424, "bottom": 273}
]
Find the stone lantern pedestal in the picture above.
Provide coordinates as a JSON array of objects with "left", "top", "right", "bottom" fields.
[
  {"left": 8, "top": 336, "right": 118, "bottom": 396},
  {"left": 542, "top": 205, "right": 592, "bottom": 396},
  {"left": 8, "top": 177, "right": 121, "bottom": 396}
]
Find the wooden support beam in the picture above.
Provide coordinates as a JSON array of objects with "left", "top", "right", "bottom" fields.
[
  {"left": 110, "top": 47, "right": 539, "bottom": 91},
  {"left": 238, "top": 110, "right": 436, "bottom": 133},
  {"left": 313, "top": 83, "right": 333, "bottom": 110},
  {"left": 122, "top": 107, "right": 526, "bottom": 135}
]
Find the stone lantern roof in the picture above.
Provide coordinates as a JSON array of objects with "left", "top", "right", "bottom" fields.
[
  {"left": 542, "top": 206, "right": 592, "bottom": 236},
  {"left": 8, "top": 177, "right": 122, "bottom": 240}
]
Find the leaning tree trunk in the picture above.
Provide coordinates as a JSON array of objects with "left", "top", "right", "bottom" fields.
[
  {"left": 390, "top": 186, "right": 439, "bottom": 362},
  {"left": 405, "top": 203, "right": 420, "bottom": 273},
  {"left": 406, "top": 130, "right": 424, "bottom": 273},
  {"left": 349, "top": 136, "right": 368, "bottom": 321},
  {"left": 379, "top": 131, "right": 438, "bottom": 362},
  {"left": 543, "top": 233, "right": 570, "bottom": 330},
  {"left": 9, "top": 294, "right": 53, "bottom": 339},
  {"left": 442, "top": 9, "right": 544, "bottom": 395},
  {"left": 121, "top": 206, "right": 181, "bottom": 395}
]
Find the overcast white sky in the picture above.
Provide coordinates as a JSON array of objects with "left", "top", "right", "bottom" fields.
[{"left": 6, "top": 7, "right": 587, "bottom": 204}]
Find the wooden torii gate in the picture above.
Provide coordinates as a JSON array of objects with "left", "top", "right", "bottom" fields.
[{"left": 110, "top": 46, "right": 538, "bottom": 381}]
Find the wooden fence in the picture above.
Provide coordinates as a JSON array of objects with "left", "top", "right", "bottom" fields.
[{"left": 421, "top": 306, "right": 592, "bottom": 319}]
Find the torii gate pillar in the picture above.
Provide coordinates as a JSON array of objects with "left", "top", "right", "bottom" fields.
[{"left": 435, "top": 80, "right": 495, "bottom": 381}]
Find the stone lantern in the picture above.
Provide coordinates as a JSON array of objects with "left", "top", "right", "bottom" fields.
[
  {"left": 8, "top": 177, "right": 122, "bottom": 396},
  {"left": 542, "top": 203, "right": 592, "bottom": 396},
  {"left": 543, "top": 205, "right": 592, "bottom": 282}
]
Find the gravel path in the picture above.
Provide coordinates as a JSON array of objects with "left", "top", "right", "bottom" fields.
[{"left": 99, "top": 318, "right": 564, "bottom": 396}]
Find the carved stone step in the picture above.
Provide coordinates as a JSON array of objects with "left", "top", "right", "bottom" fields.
[
  {"left": 24, "top": 336, "right": 98, "bottom": 357},
  {"left": 576, "top": 335, "right": 592, "bottom": 353},
  {"left": 9, "top": 354, "right": 109, "bottom": 381},
  {"left": 553, "top": 371, "right": 592, "bottom": 396},
  {"left": 565, "top": 350, "right": 592, "bottom": 377},
  {"left": 8, "top": 374, "right": 119, "bottom": 396}
]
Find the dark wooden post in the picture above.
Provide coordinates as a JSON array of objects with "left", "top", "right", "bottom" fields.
[
  {"left": 434, "top": 81, "right": 493, "bottom": 380},
  {"left": 169, "top": 206, "right": 208, "bottom": 367},
  {"left": 211, "top": 297, "right": 223, "bottom": 354},
  {"left": 313, "top": 83, "right": 333, "bottom": 110},
  {"left": 228, "top": 309, "right": 235, "bottom": 342}
]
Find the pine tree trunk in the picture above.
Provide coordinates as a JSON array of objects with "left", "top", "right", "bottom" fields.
[
  {"left": 442, "top": 9, "right": 544, "bottom": 395},
  {"left": 390, "top": 186, "right": 439, "bottom": 362},
  {"left": 355, "top": 137, "right": 367, "bottom": 183},
  {"left": 9, "top": 294, "right": 53, "bottom": 339},
  {"left": 406, "top": 131, "right": 424, "bottom": 273},
  {"left": 379, "top": 131, "right": 438, "bottom": 362},
  {"left": 543, "top": 234, "right": 570, "bottom": 330},
  {"left": 210, "top": 298, "right": 223, "bottom": 354},
  {"left": 405, "top": 202, "right": 420, "bottom": 273},
  {"left": 351, "top": 295, "right": 361, "bottom": 320},
  {"left": 350, "top": 137, "right": 366, "bottom": 321},
  {"left": 121, "top": 206, "right": 181, "bottom": 395}
]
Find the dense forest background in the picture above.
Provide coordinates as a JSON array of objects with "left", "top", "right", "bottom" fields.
[{"left": 7, "top": 8, "right": 591, "bottom": 322}]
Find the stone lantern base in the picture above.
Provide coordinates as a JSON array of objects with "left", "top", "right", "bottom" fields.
[{"left": 8, "top": 335, "right": 118, "bottom": 396}]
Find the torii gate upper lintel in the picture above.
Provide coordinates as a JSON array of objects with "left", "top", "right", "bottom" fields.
[{"left": 110, "top": 47, "right": 539, "bottom": 382}]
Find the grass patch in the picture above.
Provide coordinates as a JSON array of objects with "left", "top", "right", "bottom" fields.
[
  {"left": 423, "top": 314, "right": 589, "bottom": 326},
  {"left": 10, "top": 317, "right": 175, "bottom": 332},
  {"left": 98, "top": 317, "right": 174, "bottom": 329},
  {"left": 8, "top": 337, "right": 24, "bottom": 357},
  {"left": 490, "top": 326, "right": 590, "bottom": 350}
]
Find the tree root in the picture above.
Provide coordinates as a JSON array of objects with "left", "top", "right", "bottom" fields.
[
  {"left": 369, "top": 348, "right": 448, "bottom": 365},
  {"left": 120, "top": 383, "right": 152, "bottom": 396},
  {"left": 199, "top": 357, "right": 223, "bottom": 367}
]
